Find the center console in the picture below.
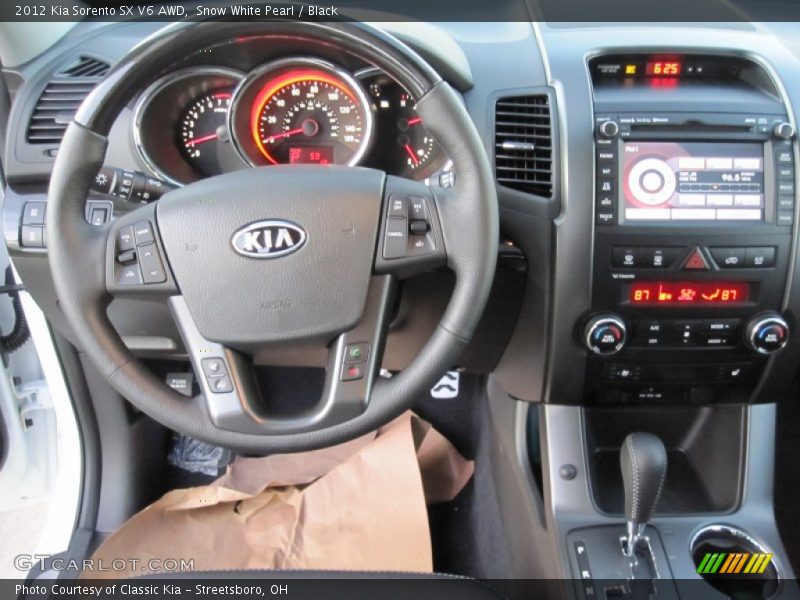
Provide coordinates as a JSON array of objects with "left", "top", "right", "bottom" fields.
[{"left": 582, "top": 53, "right": 796, "bottom": 406}]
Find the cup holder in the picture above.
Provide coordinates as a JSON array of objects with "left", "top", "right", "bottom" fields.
[{"left": 691, "top": 525, "right": 779, "bottom": 599}]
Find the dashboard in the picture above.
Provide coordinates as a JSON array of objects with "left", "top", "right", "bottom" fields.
[
  {"left": 3, "top": 20, "right": 800, "bottom": 407},
  {"left": 133, "top": 57, "right": 448, "bottom": 186}
]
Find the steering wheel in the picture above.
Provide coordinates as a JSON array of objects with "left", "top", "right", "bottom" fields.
[{"left": 46, "top": 21, "right": 498, "bottom": 453}]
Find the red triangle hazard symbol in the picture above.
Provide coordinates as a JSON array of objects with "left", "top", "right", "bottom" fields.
[{"left": 683, "top": 248, "right": 709, "bottom": 271}]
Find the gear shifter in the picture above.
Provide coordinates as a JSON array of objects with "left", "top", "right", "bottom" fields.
[{"left": 620, "top": 432, "right": 667, "bottom": 557}]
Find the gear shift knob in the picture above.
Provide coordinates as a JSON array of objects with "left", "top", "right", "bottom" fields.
[{"left": 620, "top": 432, "right": 667, "bottom": 556}]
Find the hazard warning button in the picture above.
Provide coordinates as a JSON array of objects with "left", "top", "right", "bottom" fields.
[{"left": 682, "top": 247, "right": 710, "bottom": 271}]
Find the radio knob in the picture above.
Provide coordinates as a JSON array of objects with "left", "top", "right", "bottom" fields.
[
  {"left": 598, "top": 120, "right": 620, "bottom": 139},
  {"left": 745, "top": 313, "right": 789, "bottom": 355},
  {"left": 583, "top": 314, "right": 627, "bottom": 355},
  {"left": 773, "top": 121, "right": 796, "bottom": 140}
]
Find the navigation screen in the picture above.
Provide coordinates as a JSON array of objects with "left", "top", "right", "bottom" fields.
[{"left": 620, "top": 142, "right": 764, "bottom": 222}]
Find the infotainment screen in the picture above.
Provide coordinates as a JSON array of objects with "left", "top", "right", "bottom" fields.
[{"left": 620, "top": 142, "right": 765, "bottom": 222}]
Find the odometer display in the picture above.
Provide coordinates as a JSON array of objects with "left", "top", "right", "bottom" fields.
[
  {"left": 629, "top": 282, "right": 750, "bottom": 305},
  {"left": 247, "top": 66, "right": 371, "bottom": 165}
]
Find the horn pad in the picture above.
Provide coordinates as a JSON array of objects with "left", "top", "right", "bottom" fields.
[{"left": 157, "top": 166, "right": 385, "bottom": 345}]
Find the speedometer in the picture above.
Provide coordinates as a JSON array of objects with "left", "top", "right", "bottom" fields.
[{"left": 229, "top": 59, "right": 373, "bottom": 167}]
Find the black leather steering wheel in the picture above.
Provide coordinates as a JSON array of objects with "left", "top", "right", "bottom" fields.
[{"left": 47, "top": 21, "right": 498, "bottom": 453}]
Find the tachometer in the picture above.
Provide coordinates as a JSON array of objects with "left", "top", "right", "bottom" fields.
[
  {"left": 179, "top": 90, "right": 233, "bottom": 176},
  {"left": 229, "top": 59, "right": 373, "bottom": 166}
]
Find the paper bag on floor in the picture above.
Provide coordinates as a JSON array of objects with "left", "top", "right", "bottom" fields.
[{"left": 86, "top": 412, "right": 473, "bottom": 579}]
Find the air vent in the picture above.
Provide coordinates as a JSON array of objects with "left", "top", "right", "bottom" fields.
[
  {"left": 26, "top": 81, "right": 97, "bottom": 144},
  {"left": 26, "top": 57, "right": 109, "bottom": 146},
  {"left": 58, "top": 56, "right": 110, "bottom": 78},
  {"left": 494, "top": 94, "right": 553, "bottom": 197}
]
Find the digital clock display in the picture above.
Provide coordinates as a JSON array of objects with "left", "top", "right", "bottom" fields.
[
  {"left": 645, "top": 61, "right": 682, "bottom": 76},
  {"left": 629, "top": 282, "right": 750, "bottom": 305}
]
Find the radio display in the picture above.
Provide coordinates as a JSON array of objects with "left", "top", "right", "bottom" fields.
[
  {"left": 629, "top": 281, "right": 750, "bottom": 305},
  {"left": 620, "top": 142, "right": 764, "bottom": 222}
]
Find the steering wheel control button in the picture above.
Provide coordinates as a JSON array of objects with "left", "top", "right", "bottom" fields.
[
  {"left": 341, "top": 362, "right": 366, "bottom": 381},
  {"left": 210, "top": 375, "right": 234, "bottom": 394},
  {"left": 201, "top": 357, "right": 228, "bottom": 377},
  {"left": 133, "top": 221, "right": 155, "bottom": 246},
  {"left": 117, "top": 249, "right": 137, "bottom": 265},
  {"left": 139, "top": 244, "right": 167, "bottom": 284},
  {"left": 383, "top": 217, "right": 409, "bottom": 259},
  {"left": 118, "top": 226, "right": 136, "bottom": 252},
  {"left": 117, "top": 264, "right": 143, "bottom": 286},
  {"left": 745, "top": 313, "right": 789, "bottom": 355},
  {"left": 387, "top": 194, "right": 407, "bottom": 217},
  {"left": 583, "top": 314, "right": 627, "bottom": 355},
  {"left": 22, "top": 202, "right": 46, "bottom": 225},
  {"left": 20, "top": 225, "right": 44, "bottom": 248},
  {"left": 201, "top": 357, "right": 234, "bottom": 394},
  {"left": 344, "top": 343, "right": 369, "bottom": 364}
]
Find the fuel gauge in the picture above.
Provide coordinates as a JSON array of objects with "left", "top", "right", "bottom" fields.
[{"left": 396, "top": 93, "right": 437, "bottom": 172}]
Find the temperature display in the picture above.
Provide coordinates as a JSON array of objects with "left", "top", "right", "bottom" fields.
[
  {"left": 646, "top": 61, "right": 681, "bottom": 76},
  {"left": 629, "top": 282, "right": 750, "bottom": 305}
]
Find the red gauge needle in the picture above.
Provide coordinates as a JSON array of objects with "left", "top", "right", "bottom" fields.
[
  {"left": 185, "top": 133, "right": 219, "bottom": 147},
  {"left": 407, "top": 117, "right": 422, "bottom": 126},
  {"left": 403, "top": 144, "right": 420, "bottom": 166},
  {"left": 264, "top": 127, "right": 305, "bottom": 143}
]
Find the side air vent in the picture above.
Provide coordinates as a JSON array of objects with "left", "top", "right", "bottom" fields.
[
  {"left": 494, "top": 94, "right": 553, "bottom": 197},
  {"left": 58, "top": 55, "right": 110, "bottom": 78},
  {"left": 26, "top": 56, "right": 109, "bottom": 146}
]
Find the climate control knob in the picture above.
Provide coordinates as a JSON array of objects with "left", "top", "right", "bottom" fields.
[
  {"left": 583, "top": 314, "right": 627, "bottom": 355},
  {"left": 598, "top": 120, "right": 620, "bottom": 138},
  {"left": 745, "top": 313, "right": 789, "bottom": 355}
]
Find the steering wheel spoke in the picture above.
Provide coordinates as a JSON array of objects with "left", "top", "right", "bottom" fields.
[
  {"left": 169, "top": 275, "right": 394, "bottom": 436},
  {"left": 105, "top": 200, "right": 178, "bottom": 296},
  {"left": 374, "top": 176, "right": 446, "bottom": 278}
]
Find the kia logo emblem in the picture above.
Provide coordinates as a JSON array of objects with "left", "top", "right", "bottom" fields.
[{"left": 231, "top": 220, "right": 307, "bottom": 259}]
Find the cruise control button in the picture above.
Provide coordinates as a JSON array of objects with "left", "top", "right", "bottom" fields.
[
  {"left": 409, "top": 219, "right": 429, "bottom": 235},
  {"left": 383, "top": 218, "right": 408, "bottom": 259},
  {"left": 709, "top": 247, "right": 745, "bottom": 269},
  {"left": 387, "top": 195, "right": 407, "bottom": 218},
  {"left": 408, "top": 196, "right": 428, "bottom": 220},
  {"left": 116, "top": 264, "right": 142, "bottom": 286},
  {"left": 745, "top": 247, "right": 775, "bottom": 268},
  {"left": 133, "top": 221, "right": 154, "bottom": 246}
]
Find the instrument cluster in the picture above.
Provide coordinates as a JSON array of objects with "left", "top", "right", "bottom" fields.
[{"left": 133, "top": 58, "right": 448, "bottom": 186}]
